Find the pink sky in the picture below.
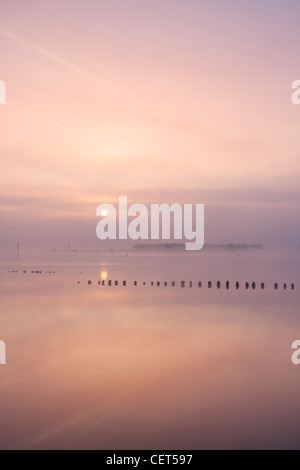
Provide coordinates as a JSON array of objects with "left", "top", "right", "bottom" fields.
[{"left": 0, "top": 0, "right": 299, "bottom": 251}]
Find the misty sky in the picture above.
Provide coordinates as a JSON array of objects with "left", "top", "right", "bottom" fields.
[{"left": 0, "top": 0, "right": 299, "bottom": 252}]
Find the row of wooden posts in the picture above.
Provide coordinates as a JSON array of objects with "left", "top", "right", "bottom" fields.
[
  {"left": 7, "top": 270, "right": 296, "bottom": 290},
  {"left": 84, "top": 280, "right": 295, "bottom": 290},
  {"left": 9, "top": 270, "right": 56, "bottom": 274}
]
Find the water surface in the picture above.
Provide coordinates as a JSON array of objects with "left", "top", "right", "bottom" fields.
[{"left": 0, "top": 251, "right": 299, "bottom": 449}]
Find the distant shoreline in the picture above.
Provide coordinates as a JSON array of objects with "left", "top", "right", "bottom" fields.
[
  {"left": 132, "top": 243, "right": 264, "bottom": 253},
  {"left": 50, "top": 243, "right": 264, "bottom": 254}
]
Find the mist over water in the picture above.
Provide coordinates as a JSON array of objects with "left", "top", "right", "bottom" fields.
[
  {"left": 0, "top": 250, "right": 299, "bottom": 450},
  {"left": 1, "top": 0, "right": 300, "bottom": 451}
]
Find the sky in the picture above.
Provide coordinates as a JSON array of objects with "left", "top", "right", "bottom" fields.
[{"left": 0, "top": 0, "right": 299, "bottom": 252}]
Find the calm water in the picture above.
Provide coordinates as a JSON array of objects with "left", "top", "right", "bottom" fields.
[{"left": 0, "top": 251, "right": 299, "bottom": 449}]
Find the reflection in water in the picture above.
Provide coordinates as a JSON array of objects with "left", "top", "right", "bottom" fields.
[{"left": 0, "top": 252, "right": 299, "bottom": 449}]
